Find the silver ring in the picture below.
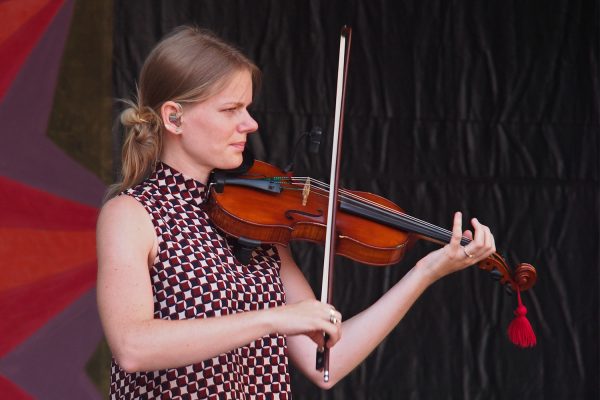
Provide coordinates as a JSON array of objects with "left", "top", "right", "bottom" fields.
[{"left": 462, "top": 246, "right": 474, "bottom": 258}]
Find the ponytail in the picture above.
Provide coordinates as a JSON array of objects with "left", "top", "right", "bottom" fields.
[{"left": 106, "top": 99, "right": 163, "bottom": 200}]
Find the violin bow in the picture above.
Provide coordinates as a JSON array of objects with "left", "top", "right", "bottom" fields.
[{"left": 316, "top": 26, "right": 352, "bottom": 383}]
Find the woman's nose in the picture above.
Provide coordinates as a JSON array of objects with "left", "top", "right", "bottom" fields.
[{"left": 240, "top": 111, "right": 259, "bottom": 133}]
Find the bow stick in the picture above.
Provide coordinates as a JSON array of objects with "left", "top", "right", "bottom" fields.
[{"left": 315, "top": 26, "right": 352, "bottom": 383}]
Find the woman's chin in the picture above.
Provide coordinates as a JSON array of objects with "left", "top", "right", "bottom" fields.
[{"left": 219, "top": 155, "right": 244, "bottom": 170}]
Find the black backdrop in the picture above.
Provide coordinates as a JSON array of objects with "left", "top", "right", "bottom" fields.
[{"left": 112, "top": 1, "right": 599, "bottom": 399}]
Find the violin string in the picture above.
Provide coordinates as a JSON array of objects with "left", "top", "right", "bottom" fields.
[
  {"left": 280, "top": 176, "right": 431, "bottom": 226},
  {"left": 276, "top": 176, "right": 469, "bottom": 243},
  {"left": 278, "top": 178, "right": 510, "bottom": 277},
  {"left": 281, "top": 177, "right": 427, "bottom": 225}
]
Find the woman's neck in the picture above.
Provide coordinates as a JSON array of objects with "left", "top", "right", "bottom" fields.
[{"left": 160, "top": 152, "right": 211, "bottom": 185}]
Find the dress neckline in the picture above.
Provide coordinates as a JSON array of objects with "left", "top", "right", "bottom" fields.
[{"left": 149, "top": 161, "right": 208, "bottom": 207}]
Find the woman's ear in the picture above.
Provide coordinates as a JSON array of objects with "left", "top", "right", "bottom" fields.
[{"left": 161, "top": 101, "right": 183, "bottom": 134}]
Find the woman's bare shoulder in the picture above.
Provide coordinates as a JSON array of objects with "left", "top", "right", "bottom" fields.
[{"left": 97, "top": 194, "right": 154, "bottom": 237}]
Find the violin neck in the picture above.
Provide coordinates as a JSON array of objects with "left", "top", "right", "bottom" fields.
[{"left": 339, "top": 197, "right": 471, "bottom": 246}]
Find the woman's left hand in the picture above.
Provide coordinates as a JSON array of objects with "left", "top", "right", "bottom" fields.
[{"left": 417, "top": 211, "right": 496, "bottom": 283}]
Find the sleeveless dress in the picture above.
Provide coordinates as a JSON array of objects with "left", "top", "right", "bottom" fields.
[{"left": 109, "top": 162, "right": 291, "bottom": 399}]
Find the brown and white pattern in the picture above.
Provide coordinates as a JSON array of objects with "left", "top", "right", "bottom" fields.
[{"left": 110, "top": 162, "right": 290, "bottom": 399}]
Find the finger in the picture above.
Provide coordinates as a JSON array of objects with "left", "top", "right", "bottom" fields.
[
  {"left": 490, "top": 232, "right": 496, "bottom": 253},
  {"left": 320, "top": 309, "right": 341, "bottom": 330},
  {"left": 483, "top": 225, "right": 493, "bottom": 249},
  {"left": 480, "top": 226, "right": 495, "bottom": 258},
  {"left": 325, "top": 326, "right": 342, "bottom": 348},
  {"left": 325, "top": 309, "right": 342, "bottom": 325},
  {"left": 462, "top": 229, "right": 473, "bottom": 241},
  {"left": 471, "top": 218, "right": 485, "bottom": 247},
  {"left": 469, "top": 219, "right": 496, "bottom": 259},
  {"left": 308, "top": 331, "right": 325, "bottom": 348},
  {"left": 450, "top": 212, "right": 463, "bottom": 246},
  {"left": 325, "top": 306, "right": 335, "bottom": 322},
  {"left": 311, "top": 325, "right": 334, "bottom": 346},
  {"left": 331, "top": 311, "right": 342, "bottom": 325}
]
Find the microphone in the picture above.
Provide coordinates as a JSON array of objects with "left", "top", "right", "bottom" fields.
[
  {"left": 308, "top": 126, "right": 322, "bottom": 154},
  {"left": 283, "top": 126, "right": 325, "bottom": 173}
]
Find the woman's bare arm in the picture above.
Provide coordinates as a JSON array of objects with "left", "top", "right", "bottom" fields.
[
  {"left": 96, "top": 195, "right": 341, "bottom": 373},
  {"left": 282, "top": 212, "right": 495, "bottom": 389}
]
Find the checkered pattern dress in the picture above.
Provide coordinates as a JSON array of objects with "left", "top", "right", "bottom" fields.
[{"left": 109, "top": 162, "right": 291, "bottom": 399}]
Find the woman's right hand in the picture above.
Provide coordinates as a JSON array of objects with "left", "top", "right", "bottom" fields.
[{"left": 270, "top": 299, "right": 342, "bottom": 349}]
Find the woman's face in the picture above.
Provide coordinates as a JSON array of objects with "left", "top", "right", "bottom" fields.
[{"left": 174, "top": 69, "right": 258, "bottom": 181}]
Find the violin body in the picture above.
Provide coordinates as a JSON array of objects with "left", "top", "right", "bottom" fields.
[
  {"left": 206, "top": 160, "right": 537, "bottom": 293},
  {"left": 207, "top": 160, "right": 412, "bottom": 266}
]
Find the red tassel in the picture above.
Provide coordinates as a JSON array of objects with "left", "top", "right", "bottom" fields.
[{"left": 507, "top": 288, "right": 536, "bottom": 348}]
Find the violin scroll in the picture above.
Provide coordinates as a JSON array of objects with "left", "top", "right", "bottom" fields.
[
  {"left": 478, "top": 254, "right": 537, "bottom": 293},
  {"left": 513, "top": 263, "right": 537, "bottom": 291}
]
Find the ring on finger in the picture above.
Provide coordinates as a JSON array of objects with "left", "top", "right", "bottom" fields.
[
  {"left": 329, "top": 308, "right": 340, "bottom": 324},
  {"left": 462, "top": 246, "right": 474, "bottom": 258}
]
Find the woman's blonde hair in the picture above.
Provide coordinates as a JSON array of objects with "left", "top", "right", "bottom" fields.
[{"left": 107, "top": 26, "right": 261, "bottom": 199}]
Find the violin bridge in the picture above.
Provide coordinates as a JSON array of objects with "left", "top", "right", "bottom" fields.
[{"left": 302, "top": 177, "right": 311, "bottom": 206}]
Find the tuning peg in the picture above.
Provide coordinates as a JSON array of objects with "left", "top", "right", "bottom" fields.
[{"left": 489, "top": 269, "right": 503, "bottom": 280}]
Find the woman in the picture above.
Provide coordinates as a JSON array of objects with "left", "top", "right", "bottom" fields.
[{"left": 96, "top": 26, "right": 495, "bottom": 399}]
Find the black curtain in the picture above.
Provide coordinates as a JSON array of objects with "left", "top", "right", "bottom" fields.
[{"left": 112, "top": 1, "right": 599, "bottom": 399}]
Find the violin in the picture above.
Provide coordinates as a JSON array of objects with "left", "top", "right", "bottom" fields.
[{"left": 205, "top": 158, "right": 537, "bottom": 294}]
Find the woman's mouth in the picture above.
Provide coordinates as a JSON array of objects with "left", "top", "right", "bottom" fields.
[{"left": 230, "top": 142, "right": 246, "bottom": 151}]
